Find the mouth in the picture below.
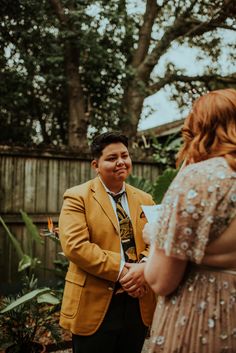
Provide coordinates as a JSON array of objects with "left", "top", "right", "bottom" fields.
[{"left": 115, "top": 168, "right": 127, "bottom": 172}]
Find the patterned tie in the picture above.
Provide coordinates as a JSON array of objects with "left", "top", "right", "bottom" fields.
[{"left": 111, "top": 192, "right": 137, "bottom": 263}]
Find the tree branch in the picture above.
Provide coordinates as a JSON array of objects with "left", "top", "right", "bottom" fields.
[
  {"left": 135, "top": 0, "right": 235, "bottom": 82},
  {"left": 148, "top": 73, "right": 236, "bottom": 93},
  {"left": 185, "top": 0, "right": 236, "bottom": 37},
  {"left": 131, "top": 0, "right": 159, "bottom": 67}
]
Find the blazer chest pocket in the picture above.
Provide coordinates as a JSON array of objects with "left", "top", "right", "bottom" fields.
[{"left": 61, "top": 270, "right": 86, "bottom": 319}]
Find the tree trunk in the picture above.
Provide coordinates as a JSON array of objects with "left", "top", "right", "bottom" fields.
[
  {"left": 49, "top": 0, "right": 89, "bottom": 151},
  {"left": 65, "top": 43, "right": 89, "bottom": 150},
  {"left": 120, "top": 81, "right": 145, "bottom": 142}
]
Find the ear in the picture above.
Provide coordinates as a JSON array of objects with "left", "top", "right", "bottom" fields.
[{"left": 91, "top": 159, "right": 99, "bottom": 173}]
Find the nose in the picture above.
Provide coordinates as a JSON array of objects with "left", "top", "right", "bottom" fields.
[{"left": 116, "top": 157, "right": 125, "bottom": 165}]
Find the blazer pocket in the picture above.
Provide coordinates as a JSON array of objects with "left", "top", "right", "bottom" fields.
[{"left": 61, "top": 270, "right": 86, "bottom": 319}]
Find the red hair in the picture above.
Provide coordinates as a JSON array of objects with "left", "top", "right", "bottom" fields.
[{"left": 177, "top": 88, "right": 236, "bottom": 170}]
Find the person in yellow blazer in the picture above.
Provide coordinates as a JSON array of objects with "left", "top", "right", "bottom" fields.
[{"left": 59, "top": 131, "right": 156, "bottom": 353}]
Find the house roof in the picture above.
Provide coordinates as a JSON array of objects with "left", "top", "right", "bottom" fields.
[{"left": 139, "top": 118, "right": 185, "bottom": 137}]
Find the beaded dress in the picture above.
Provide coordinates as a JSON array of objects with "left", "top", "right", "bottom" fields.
[{"left": 148, "top": 157, "right": 236, "bottom": 353}]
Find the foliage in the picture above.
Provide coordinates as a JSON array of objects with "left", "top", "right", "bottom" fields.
[
  {"left": 0, "top": 0, "right": 235, "bottom": 148},
  {"left": 0, "top": 213, "right": 61, "bottom": 352},
  {"left": 128, "top": 133, "right": 180, "bottom": 202},
  {"left": 152, "top": 134, "right": 182, "bottom": 172},
  {"left": 128, "top": 168, "right": 178, "bottom": 204},
  {"left": 0, "top": 276, "right": 60, "bottom": 352},
  {"left": 0, "top": 210, "right": 43, "bottom": 273},
  {"left": 40, "top": 218, "right": 68, "bottom": 288},
  {"left": 152, "top": 168, "right": 178, "bottom": 204},
  {"left": 127, "top": 174, "right": 153, "bottom": 195}
]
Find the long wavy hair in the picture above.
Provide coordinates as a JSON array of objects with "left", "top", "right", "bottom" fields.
[{"left": 176, "top": 88, "right": 236, "bottom": 171}]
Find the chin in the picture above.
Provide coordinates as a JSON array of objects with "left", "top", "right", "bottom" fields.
[{"left": 117, "top": 174, "right": 127, "bottom": 181}]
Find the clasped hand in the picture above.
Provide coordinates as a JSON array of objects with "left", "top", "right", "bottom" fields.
[{"left": 119, "top": 262, "right": 148, "bottom": 298}]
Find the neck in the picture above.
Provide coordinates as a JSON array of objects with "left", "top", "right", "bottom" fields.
[
  {"left": 109, "top": 185, "right": 123, "bottom": 194},
  {"left": 100, "top": 178, "right": 124, "bottom": 194}
]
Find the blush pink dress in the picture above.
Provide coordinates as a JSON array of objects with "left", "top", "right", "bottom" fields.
[{"left": 148, "top": 157, "right": 236, "bottom": 353}]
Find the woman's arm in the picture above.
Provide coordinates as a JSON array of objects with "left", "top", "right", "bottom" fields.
[{"left": 144, "top": 244, "right": 187, "bottom": 296}]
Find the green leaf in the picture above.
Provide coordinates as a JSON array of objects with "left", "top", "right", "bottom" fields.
[
  {"left": 127, "top": 175, "right": 153, "bottom": 194},
  {"left": 153, "top": 168, "right": 178, "bottom": 204},
  {"left": 37, "top": 293, "right": 60, "bottom": 305},
  {"left": 20, "top": 210, "right": 44, "bottom": 245},
  {"left": 0, "top": 288, "right": 50, "bottom": 314},
  {"left": 18, "top": 254, "right": 32, "bottom": 272},
  {"left": 0, "top": 216, "right": 24, "bottom": 260}
]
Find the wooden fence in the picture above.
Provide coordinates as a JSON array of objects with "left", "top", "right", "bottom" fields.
[{"left": 0, "top": 146, "right": 160, "bottom": 292}]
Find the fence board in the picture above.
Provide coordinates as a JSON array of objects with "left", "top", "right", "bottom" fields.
[
  {"left": 12, "top": 157, "right": 25, "bottom": 212},
  {"left": 47, "top": 159, "right": 59, "bottom": 213},
  {"left": 24, "top": 158, "right": 37, "bottom": 213},
  {"left": 35, "top": 158, "right": 48, "bottom": 213}
]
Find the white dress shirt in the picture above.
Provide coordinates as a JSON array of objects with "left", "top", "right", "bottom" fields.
[{"left": 99, "top": 177, "right": 130, "bottom": 278}]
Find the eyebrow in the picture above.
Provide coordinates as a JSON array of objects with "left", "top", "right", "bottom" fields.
[{"left": 106, "top": 151, "right": 128, "bottom": 157}]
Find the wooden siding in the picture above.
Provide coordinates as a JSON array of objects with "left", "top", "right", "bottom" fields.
[{"left": 0, "top": 148, "right": 160, "bottom": 290}]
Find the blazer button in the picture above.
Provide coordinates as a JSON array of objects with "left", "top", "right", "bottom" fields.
[{"left": 108, "top": 285, "right": 114, "bottom": 291}]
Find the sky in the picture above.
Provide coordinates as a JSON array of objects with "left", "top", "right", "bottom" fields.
[{"left": 138, "top": 30, "right": 236, "bottom": 131}]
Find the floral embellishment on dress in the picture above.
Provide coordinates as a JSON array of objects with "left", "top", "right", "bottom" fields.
[
  {"left": 153, "top": 336, "right": 165, "bottom": 345},
  {"left": 171, "top": 295, "right": 177, "bottom": 304},
  {"left": 186, "top": 205, "right": 196, "bottom": 214},
  {"left": 182, "top": 211, "right": 188, "bottom": 217},
  {"left": 181, "top": 241, "right": 189, "bottom": 250},
  {"left": 216, "top": 170, "right": 226, "bottom": 179},
  {"left": 184, "top": 227, "right": 193, "bottom": 236},
  {"left": 208, "top": 318, "right": 215, "bottom": 328},
  {"left": 220, "top": 332, "right": 228, "bottom": 340},
  {"left": 232, "top": 328, "right": 236, "bottom": 338},
  {"left": 200, "top": 200, "right": 207, "bottom": 207},
  {"left": 197, "top": 300, "right": 207, "bottom": 312},
  {"left": 192, "top": 213, "right": 199, "bottom": 220},
  {"left": 223, "top": 281, "right": 229, "bottom": 289},
  {"left": 207, "top": 185, "right": 215, "bottom": 193},
  {"left": 207, "top": 216, "right": 214, "bottom": 223},
  {"left": 230, "top": 193, "right": 236, "bottom": 202},
  {"left": 186, "top": 249, "right": 193, "bottom": 257},
  {"left": 187, "top": 189, "right": 198, "bottom": 199},
  {"left": 180, "top": 315, "right": 187, "bottom": 326},
  {"left": 201, "top": 336, "right": 208, "bottom": 345}
]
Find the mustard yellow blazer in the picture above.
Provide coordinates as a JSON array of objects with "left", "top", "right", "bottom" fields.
[{"left": 59, "top": 177, "right": 156, "bottom": 335}]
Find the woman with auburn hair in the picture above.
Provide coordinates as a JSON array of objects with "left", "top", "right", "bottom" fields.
[{"left": 143, "top": 88, "right": 236, "bottom": 353}]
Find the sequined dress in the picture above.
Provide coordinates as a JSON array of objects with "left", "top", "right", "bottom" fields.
[{"left": 148, "top": 157, "right": 236, "bottom": 353}]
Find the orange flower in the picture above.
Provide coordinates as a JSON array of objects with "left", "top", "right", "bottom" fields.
[{"left": 47, "top": 217, "right": 54, "bottom": 233}]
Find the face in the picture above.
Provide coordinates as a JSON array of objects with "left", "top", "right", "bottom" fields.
[{"left": 92, "top": 142, "right": 132, "bottom": 192}]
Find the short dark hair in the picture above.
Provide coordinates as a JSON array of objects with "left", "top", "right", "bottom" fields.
[{"left": 91, "top": 131, "right": 129, "bottom": 159}]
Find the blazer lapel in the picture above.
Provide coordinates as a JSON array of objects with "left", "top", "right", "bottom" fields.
[{"left": 91, "top": 177, "right": 119, "bottom": 234}]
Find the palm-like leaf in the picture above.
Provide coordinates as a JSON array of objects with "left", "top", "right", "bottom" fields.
[
  {"left": 0, "top": 288, "right": 50, "bottom": 313},
  {"left": 153, "top": 168, "right": 178, "bottom": 204},
  {"left": 127, "top": 174, "right": 153, "bottom": 194},
  {"left": 0, "top": 216, "right": 24, "bottom": 260},
  {"left": 20, "top": 209, "right": 43, "bottom": 245}
]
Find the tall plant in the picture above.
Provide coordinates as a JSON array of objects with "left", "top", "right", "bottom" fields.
[
  {"left": 0, "top": 212, "right": 61, "bottom": 352},
  {"left": 0, "top": 210, "right": 43, "bottom": 274}
]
